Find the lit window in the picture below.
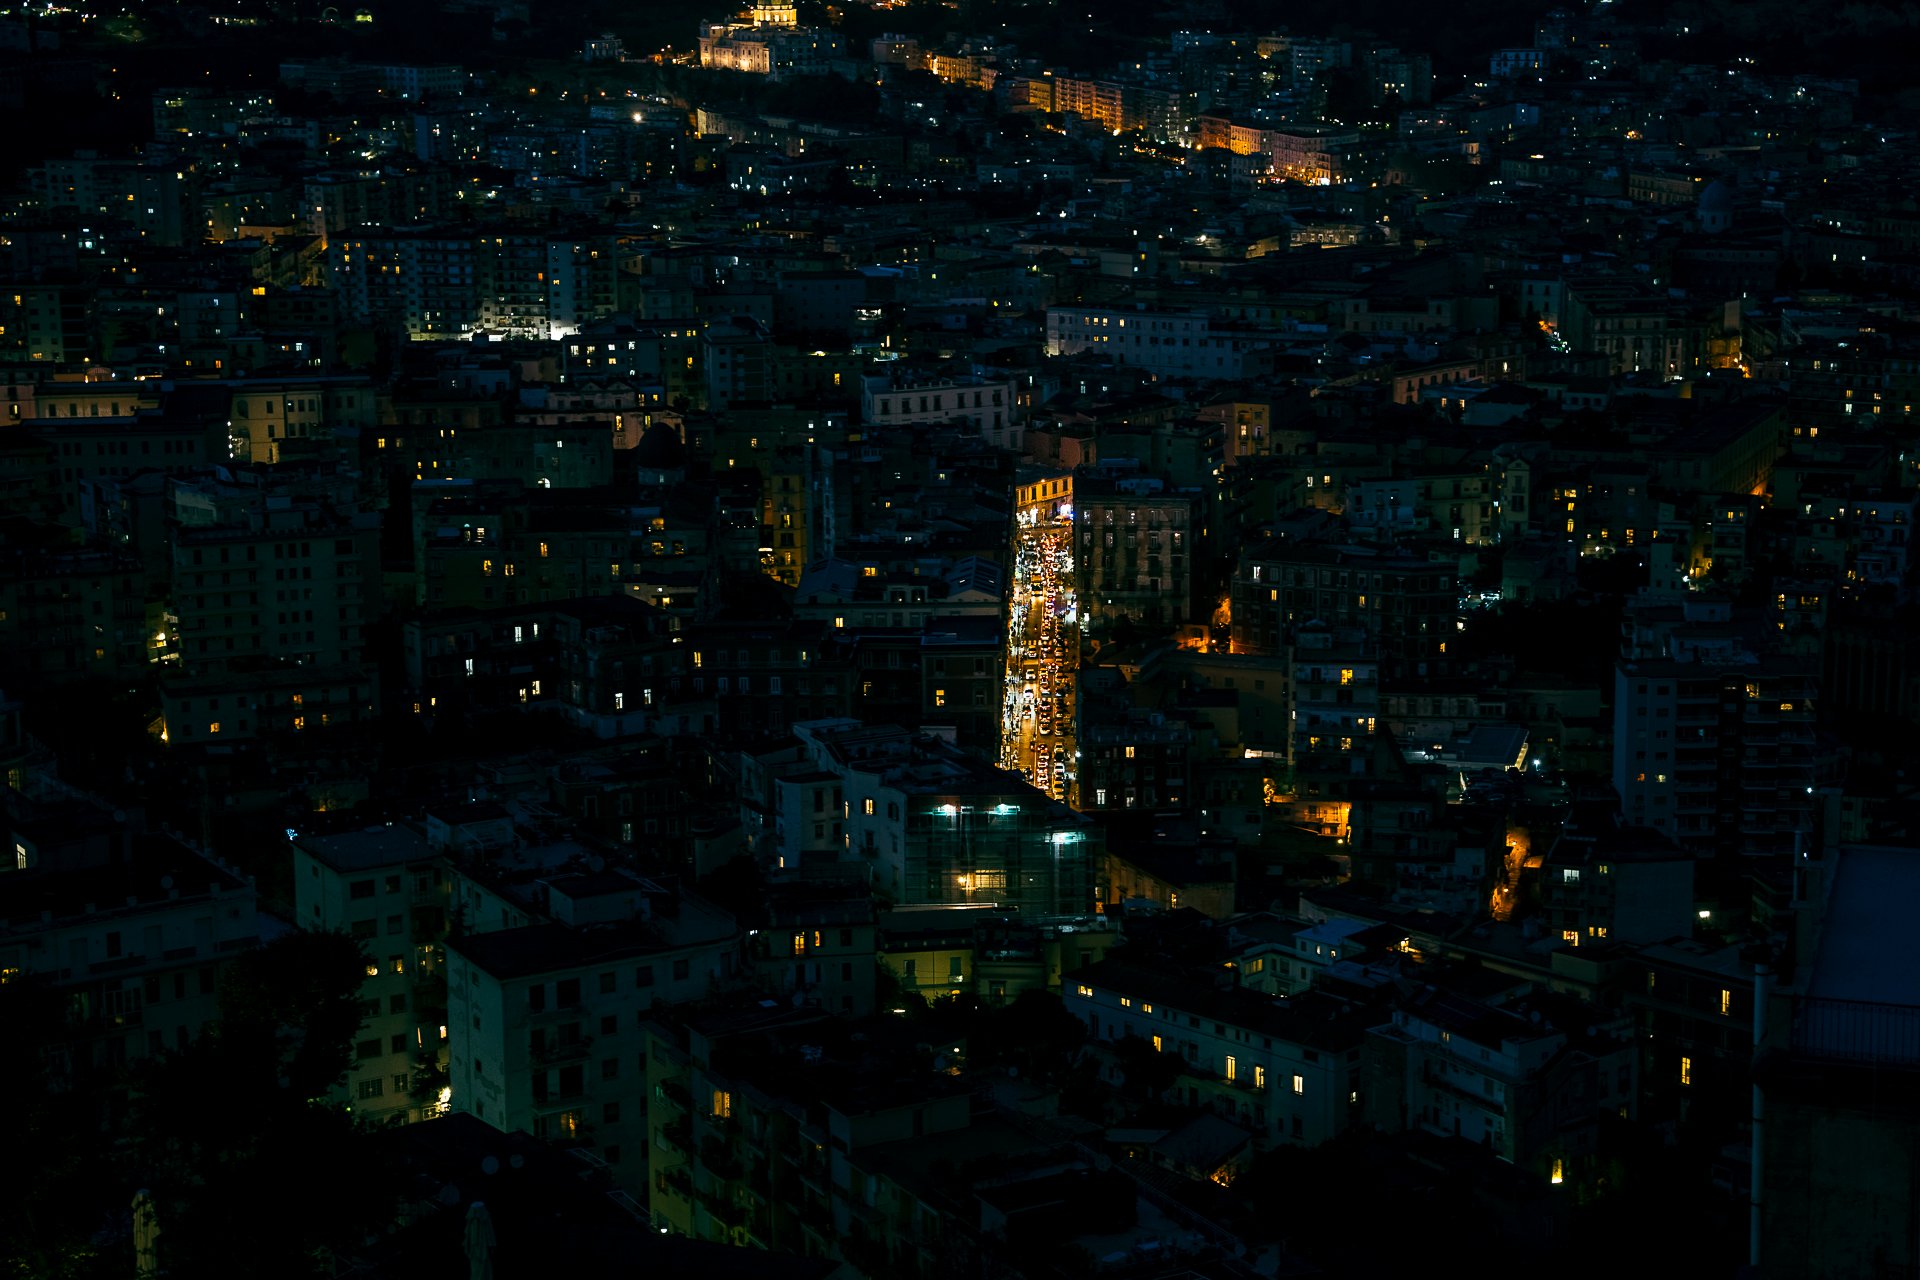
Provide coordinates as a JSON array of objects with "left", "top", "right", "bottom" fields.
[
  {"left": 1225, "top": 1056, "right": 1237, "bottom": 1082},
  {"left": 712, "top": 1090, "right": 732, "bottom": 1118},
  {"left": 1680, "top": 1056, "right": 1692, "bottom": 1086},
  {"left": 1551, "top": 1158, "right": 1564, "bottom": 1185},
  {"left": 1720, "top": 989, "right": 1732, "bottom": 1016},
  {"left": 1292, "top": 1074, "right": 1304, "bottom": 1095},
  {"left": 864, "top": 798, "right": 875, "bottom": 815},
  {"left": 209, "top": 722, "right": 221, "bottom": 734},
  {"left": 1124, "top": 745, "right": 1136, "bottom": 759},
  {"left": 1076, "top": 984, "right": 1093, "bottom": 997},
  {"left": 1152, "top": 1035, "right": 1163, "bottom": 1052},
  {"left": 1254, "top": 1065, "right": 1267, "bottom": 1090}
]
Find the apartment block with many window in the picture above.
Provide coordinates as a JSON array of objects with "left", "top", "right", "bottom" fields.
[
  {"left": 1064, "top": 959, "right": 1372, "bottom": 1149},
  {"left": 292, "top": 824, "right": 452, "bottom": 1125},
  {"left": 445, "top": 873, "right": 741, "bottom": 1193}
]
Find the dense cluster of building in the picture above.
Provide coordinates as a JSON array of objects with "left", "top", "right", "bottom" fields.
[{"left": 4, "top": 0, "right": 1920, "bottom": 1275}]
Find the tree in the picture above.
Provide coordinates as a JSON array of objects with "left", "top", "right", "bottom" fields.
[
  {"left": 124, "top": 931, "right": 401, "bottom": 1277},
  {"left": 0, "top": 974, "right": 121, "bottom": 1280},
  {"left": 1110, "top": 1033, "right": 1182, "bottom": 1100}
]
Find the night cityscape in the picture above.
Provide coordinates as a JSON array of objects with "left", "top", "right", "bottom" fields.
[{"left": 3, "top": 0, "right": 1918, "bottom": 1275}]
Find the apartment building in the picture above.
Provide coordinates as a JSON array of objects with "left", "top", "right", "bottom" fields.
[
  {"left": 1365, "top": 987, "right": 1635, "bottom": 1182},
  {"left": 445, "top": 872, "right": 741, "bottom": 1188},
  {"left": 860, "top": 369, "right": 1019, "bottom": 449},
  {"left": 1045, "top": 305, "right": 1273, "bottom": 380},
  {"left": 790, "top": 718, "right": 1100, "bottom": 915},
  {"left": 292, "top": 824, "right": 452, "bottom": 1125},
  {"left": 4, "top": 789, "right": 259, "bottom": 1075},
  {"left": 1064, "top": 960, "right": 1373, "bottom": 1149}
]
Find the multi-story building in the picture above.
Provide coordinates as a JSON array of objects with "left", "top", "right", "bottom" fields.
[
  {"left": 1045, "top": 306, "right": 1273, "bottom": 380},
  {"left": 877, "top": 906, "right": 1118, "bottom": 1004},
  {"left": 1072, "top": 470, "right": 1199, "bottom": 630},
  {"left": 1537, "top": 807, "right": 1695, "bottom": 948},
  {"left": 1064, "top": 959, "right": 1374, "bottom": 1149},
  {"left": 169, "top": 476, "right": 380, "bottom": 677},
  {"left": 1365, "top": 986, "right": 1636, "bottom": 1183},
  {"left": 698, "top": 20, "right": 844, "bottom": 77},
  {"left": 1230, "top": 540, "right": 1455, "bottom": 678},
  {"left": 860, "top": 368, "right": 1019, "bottom": 450},
  {"left": 223, "top": 375, "right": 378, "bottom": 465},
  {"left": 1612, "top": 646, "right": 1818, "bottom": 862},
  {"left": 0, "top": 541, "right": 148, "bottom": 681},
  {"left": 1287, "top": 622, "right": 1380, "bottom": 772},
  {"left": 292, "top": 824, "right": 452, "bottom": 1125},
  {"left": 791, "top": 718, "right": 1100, "bottom": 915},
  {"left": 445, "top": 872, "right": 742, "bottom": 1185},
  {"left": 642, "top": 1003, "right": 1004, "bottom": 1265},
  {"left": 751, "top": 879, "right": 877, "bottom": 1017},
  {"left": 1075, "top": 709, "right": 1190, "bottom": 813},
  {"left": 3, "top": 781, "right": 259, "bottom": 1077}
]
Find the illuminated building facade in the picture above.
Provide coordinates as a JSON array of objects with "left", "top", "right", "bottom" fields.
[{"left": 793, "top": 719, "right": 1099, "bottom": 915}]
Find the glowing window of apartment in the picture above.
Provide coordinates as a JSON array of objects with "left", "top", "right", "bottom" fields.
[
  {"left": 792, "top": 932, "right": 808, "bottom": 956},
  {"left": 1076, "top": 984, "right": 1093, "bottom": 998},
  {"left": 1254, "top": 1065, "right": 1267, "bottom": 1090},
  {"left": 712, "top": 1090, "right": 732, "bottom": 1118},
  {"left": 1124, "top": 745, "right": 1136, "bottom": 759},
  {"left": 1225, "top": 1056, "right": 1237, "bottom": 1082},
  {"left": 863, "top": 798, "right": 876, "bottom": 816},
  {"left": 1720, "top": 989, "right": 1732, "bottom": 1016},
  {"left": 1151, "top": 1035, "right": 1163, "bottom": 1052},
  {"left": 1291, "top": 1074, "right": 1305, "bottom": 1096},
  {"left": 1119, "top": 996, "right": 1131, "bottom": 1008},
  {"left": 1339, "top": 668, "right": 1354, "bottom": 685},
  {"left": 1679, "top": 1056, "right": 1692, "bottom": 1087}
]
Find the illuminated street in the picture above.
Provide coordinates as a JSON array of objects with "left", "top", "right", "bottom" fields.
[{"left": 1003, "top": 503, "right": 1078, "bottom": 807}]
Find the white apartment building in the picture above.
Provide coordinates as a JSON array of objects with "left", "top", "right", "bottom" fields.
[
  {"left": 293, "top": 824, "right": 452, "bottom": 1125},
  {"left": 861, "top": 370, "right": 1021, "bottom": 450},
  {"left": 444, "top": 872, "right": 741, "bottom": 1191},
  {"left": 1045, "top": 306, "right": 1272, "bottom": 379}
]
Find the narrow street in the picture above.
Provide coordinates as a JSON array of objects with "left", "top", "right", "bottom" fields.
[{"left": 1003, "top": 509, "right": 1078, "bottom": 807}]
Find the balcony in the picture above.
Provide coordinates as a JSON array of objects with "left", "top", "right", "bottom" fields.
[
  {"left": 659, "top": 1116, "right": 693, "bottom": 1153},
  {"left": 700, "top": 1134, "right": 744, "bottom": 1180},
  {"left": 532, "top": 1034, "right": 594, "bottom": 1066},
  {"left": 696, "top": 1188, "right": 748, "bottom": 1230}
]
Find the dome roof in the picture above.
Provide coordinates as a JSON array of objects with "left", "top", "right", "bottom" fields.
[
  {"left": 632, "top": 421, "right": 686, "bottom": 469},
  {"left": 1698, "top": 179, "right": 1735, "bottom": 213}
]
